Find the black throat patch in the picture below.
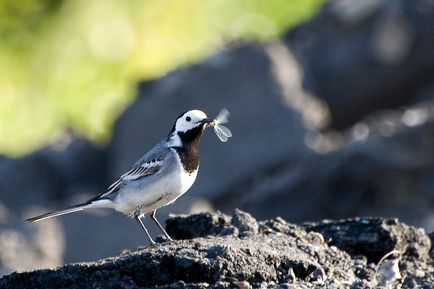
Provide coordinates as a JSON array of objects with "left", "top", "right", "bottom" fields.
[{"left": 173, "top": 126, "right": 204, "bottom": 173}]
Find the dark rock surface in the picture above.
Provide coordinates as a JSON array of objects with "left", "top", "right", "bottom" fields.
[
  {"left": 288, "top": 0, "right": 434, "bottom": 129},
  {"left": 1, "top": 210, "right": 432, "bottom": 289},
  {"left": 305, "top": 218, "right": 431, "bottom": 264}
]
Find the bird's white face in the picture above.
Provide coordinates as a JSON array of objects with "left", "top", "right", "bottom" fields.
[
  {"left": 174, "top": 110, "right": 208, "bottom": 133},
  {"left": 168, "top": 110, "right": 210, "bottom": 147}
]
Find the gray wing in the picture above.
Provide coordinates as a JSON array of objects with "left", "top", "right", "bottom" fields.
[{"left": 96, "top": 140, "right": 171, "bottom": 199}]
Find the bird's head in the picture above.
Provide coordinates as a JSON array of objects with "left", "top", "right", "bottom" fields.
[{"left": 168, "top": 109, "right": 213, "bottom": 147}]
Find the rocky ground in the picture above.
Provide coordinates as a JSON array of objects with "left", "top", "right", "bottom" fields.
[
  {"left": 1, "top": 210, "right": 432, "bottom": 289},
  {"left": 1, "top": 0, "right": 434, "bottom": 276}
]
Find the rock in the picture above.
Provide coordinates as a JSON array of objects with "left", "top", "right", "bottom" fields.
[
  {"left": 166, "top": 211, "right": 232, "bottom": 240},
  {"left": 231, "top": 209, "right": 259, "bottom": 236},
  {"left": 215, "top": 120, "right": 434, "bottom": 232},
  {"left": 0, "top": 136, "right": 108, "bottom": 275},
  {"left": 305, "top": 218, "right": 431, "bottom": 263},
  {"left": 1, "top": 210, "right": 431, "bottom": 289},
  {"left": 286, "top": 0, "right": 434, "bottom": 129},
  {"left": 166, "top": 210, "right": 258, "bottom": 240},
  {"left": 0, "top": 218, "right": 64, "bottom": 277},
  {"left": 0, "top": 135, "right": 107, "bottom": 211}
]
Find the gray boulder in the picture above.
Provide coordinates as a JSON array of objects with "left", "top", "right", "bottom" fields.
[
  {"left": 0, "top": 136, "right": 106, "bottom": 211},
  {"left": 287, "top": 0, "right": 434, "bottom": 129},
  {"left": 215, "top": 120, "right": 434, "bottom": 231}
]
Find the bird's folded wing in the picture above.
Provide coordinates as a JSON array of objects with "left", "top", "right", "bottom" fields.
[
  {"left": 97, "top": 160, "right": 162, "bottom": 199},
  {"left": 120, "top": 159, "right": 162, "bottom": 181}
]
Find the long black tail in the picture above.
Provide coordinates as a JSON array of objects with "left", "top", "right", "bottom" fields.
[{"left": 25, "top": 202, "right": 92, "bottom": 223}]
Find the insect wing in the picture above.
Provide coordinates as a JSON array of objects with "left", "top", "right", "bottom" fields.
[
  {"left": 215, "top": 108, "right": 230, "bottom": 124},
  {"left": 216, "top": 124, "right": 232, "bottom": 138},
  {"left": 214, "top": 124, "right": 232, "bottom": 142},
  {"left": 214, "top": 125, "right": 229, "bottom": 142}
]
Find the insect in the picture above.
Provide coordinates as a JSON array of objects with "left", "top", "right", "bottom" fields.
[{"left": 211, "top": 109, "right": 232, "bottom": 142}]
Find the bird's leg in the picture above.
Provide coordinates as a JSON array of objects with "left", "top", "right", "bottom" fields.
[
  {"left": 135, "top": 215, "right": 156, "bottom": 245},
  {"left": 150, "top": 210, "right": 173, "bottom": 241}
]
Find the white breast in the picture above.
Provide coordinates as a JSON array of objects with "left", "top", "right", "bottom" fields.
[
  {"left": 168, "top": 149, "right": 198, "bottom": 200},
  {"left": 178, "top": 168, "right": 198, "bottom": 195},
  {"left": 112, "top": 150, "right": 198, "bottom": 216}
]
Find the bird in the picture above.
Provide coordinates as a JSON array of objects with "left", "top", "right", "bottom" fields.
[{"left": 26, "top": 109, "right": 218, "bottom": 245}]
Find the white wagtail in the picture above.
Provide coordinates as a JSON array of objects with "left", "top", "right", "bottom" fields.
[{"left": 26, "top": 109, "right": 231, "bottom": 245}]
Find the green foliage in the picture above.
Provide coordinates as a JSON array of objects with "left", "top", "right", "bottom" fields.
[{"left": 0, "top": 0, "right": 323, "bottom": 156}]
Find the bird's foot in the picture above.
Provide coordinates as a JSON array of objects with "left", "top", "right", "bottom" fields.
[
  {"left": 154, "top": 235, "right": 174, "bottom": 243},
  {"left": 165, "top": 237, "right": 174, "bottom": 243},
  {"left": 163, "top": 233, "right": 174, "bottom": 242},
  {"left": 136, "top": 240, "right": 157, "bottom": 250}
]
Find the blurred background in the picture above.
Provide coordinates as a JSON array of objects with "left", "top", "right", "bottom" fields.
[{"left": 1, "top": 0, "right": 433, "bottom": 276}]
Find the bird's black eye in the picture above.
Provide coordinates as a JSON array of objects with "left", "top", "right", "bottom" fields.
[{"left": 186, "top": 116, "right": 191, "bottom": 122}]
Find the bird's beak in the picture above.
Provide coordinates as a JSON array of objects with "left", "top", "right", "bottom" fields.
[{"left": 200, "top": 118, "right": 214, "bottom": 127}]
